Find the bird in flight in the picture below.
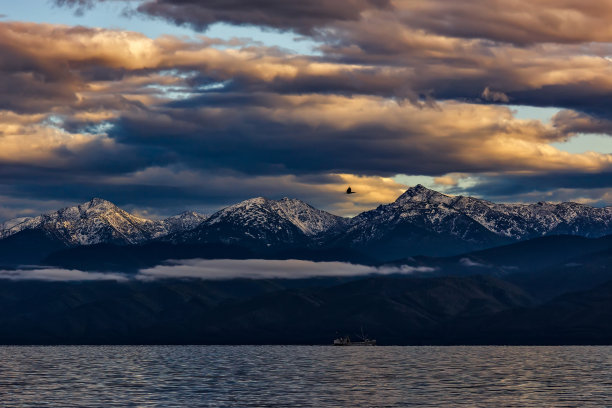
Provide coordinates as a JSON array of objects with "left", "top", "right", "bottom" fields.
[{"left": 346, "top": 186, "right": 356, "bottom": 194}]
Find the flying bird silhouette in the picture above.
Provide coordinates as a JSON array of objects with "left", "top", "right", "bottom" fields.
[{"left": 346, "top": 186, "right": 356, "bottom": 194}]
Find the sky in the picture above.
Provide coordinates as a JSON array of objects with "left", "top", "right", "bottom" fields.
[{"left": 0, "top": 0, "right": 611, "bottom": 220}]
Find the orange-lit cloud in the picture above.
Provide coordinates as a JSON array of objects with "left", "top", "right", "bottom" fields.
[{"left": 0, "top": 10, "right": 611, "bottom": 217}]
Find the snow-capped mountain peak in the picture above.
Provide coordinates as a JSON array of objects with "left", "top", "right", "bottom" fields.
[
  {"left": 168, "top": 196, "right": 349, "bottom": 249},
  {"left": 162, "top": 211, "right": 209, "bottom": 233},
  {"left": 396, "top": 184, "right": 454, "bottom": 205},
  {"left": 0, "top": 199, "right": 207, "bottom": 246},
  {"left": 85, "top": 197, "right": 116, "bottom": 209},
  {"left": 338, "top": 186, "right": 612, "bottom": 259},
  {"left": 1, "top": 189, "right": 610, "bottom": 261},
  {"left": 275, "top": 197, "right": 348, "bottom": 236},
  {"left": 207, "top": 196, "right": 346, "bottom": 236}
]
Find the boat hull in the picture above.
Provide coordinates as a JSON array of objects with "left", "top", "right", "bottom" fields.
[{"left": 333, "top": 337, "right": 376, "bottom": 346}]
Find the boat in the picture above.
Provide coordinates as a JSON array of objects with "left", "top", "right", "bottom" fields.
[
  {"left": 333, "top": 336, "right": 376, "bottom": 346},
  {"left": 333, "top": 329, "right": 376, "bottom": 346}
]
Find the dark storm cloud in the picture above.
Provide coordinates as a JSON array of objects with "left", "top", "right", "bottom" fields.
[
  {"left": 0, "top": 167, "right": 408, "bottom": 219},
  {"left": 0, "top": 180, "right": 204, "bottom": 210},
  {"left": 553, "top": 110, "right": 612, "bottom": 136},
  {"left": 42, "top": 1, "right": 612, "bottom": 120},
  {"left": 471, "top": 172, "right": 612, "bottom": 197},
  {"left": 139, "top": 0, "right": 391, "bottom": 33},
  {"left": 56, "top": 0, "right": 391, "bottom": 32},
  {"left": 3, "top": 21, "right": 612, "bottom": 121},
  {"left": 314, "top": 27, "right": 612, "bottom": 115},
  {"left": 393, "top": 1, "right": 612, "bottom": 46},
  {"left": 0, "top": 141, "right": 151, "bottom": 176},
  {"left": 55, "top": 0, "right": 612, "bottom": 45},
  {"left": 507, "top": 85, "right": 612, "bottom": 122},
  {"left": 447, "top": 171, "right": 612, "bottom": 208},
  {"left": 107, "top": 94, "right": 609, "bottom": 179}
]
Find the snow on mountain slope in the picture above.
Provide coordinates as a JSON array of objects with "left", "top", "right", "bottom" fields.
[
  {"left": 0, "top": 199, "right": 208, "bottom": 246},
  {"left": 344, "top": 185, "right": 612, "bottom": 249},
  {"left": 0, "top": 217, "right": 33, "bottom": 231},
  {"left": 171, "top": 197, "right": 348, "bottom": 248},
  {"left": 208, "top": 197, "right": 347, "bottom": 235},
  {"left": 162, "top": 211, "right": 209, "bottom": 234},
  {"left": 1, "top": 187, "right": 610, "bottom": 257}
]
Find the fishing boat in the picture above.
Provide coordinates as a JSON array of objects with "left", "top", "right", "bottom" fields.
[{"left": 333, "top": 329, "right": 376, "bottom": 346}]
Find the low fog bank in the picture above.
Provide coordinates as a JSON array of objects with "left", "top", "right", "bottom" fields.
[
  {"left": 0, "top": 259, "right": 436, "bottom": 282},
  {"left": 138, "top": 259, "right": 436, "bottom": 280}
]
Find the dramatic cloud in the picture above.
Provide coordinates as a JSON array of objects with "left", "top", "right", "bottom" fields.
[
  {"left": 138, "top": 258, "right": 435, "bottom": 280},
  {"left": 26, "top": 10, "right": 612, "bottom": 118},
  {"left": 137, "top": 0, "right": 392, "bottom": 33},
  {"left": 3, "top": 21, "right": 612, "bottom": 120},
  {"left": 4, "top": 0, "right": 612, "bottom": 217},
  {"left": 0, "top": 111, "right": 119, "bottom": 167},
  {"left": 444, "top": 171, "right": 612, "bottom": 208},
  {"left": 109, "top": 96, "right": 612, "bottom": 177},
  {"left": 55, "top": 0, "right": 612, "bottom": 45},
  {"left": 56, "top": 0, "right": 392, "bottom": 32},
  {"left": 393, "top": 0, "right": 612, "bottom": 45}
]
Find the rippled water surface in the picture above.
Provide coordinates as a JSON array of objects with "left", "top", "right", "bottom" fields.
[{"left": 1, "top": 346, "right": 611, "bottom": 407}]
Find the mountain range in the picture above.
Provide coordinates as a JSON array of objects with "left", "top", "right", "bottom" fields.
[
  {"left": 1, "top": 186, "right": 612, "bottom": 345},
  {"left": 1, "top": 185, "right": 611, "bottom": 267}
]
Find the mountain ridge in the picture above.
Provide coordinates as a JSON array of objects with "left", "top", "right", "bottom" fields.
[
  {"left": 0, "top": 198, "right": 209, "bottom": 247},
  {"left": 165, "top": 196, "right": 349, "bottom": 251},
  {"left": 1, "top": 186, "right": 611, "bottom": 264},
  {"left": 335, "top": 185, "right": 612, "bottom": 258}
]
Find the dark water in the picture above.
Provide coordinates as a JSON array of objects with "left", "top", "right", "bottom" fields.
[{"left": 1, "top": 346, "right": 611, "bottom": 407}]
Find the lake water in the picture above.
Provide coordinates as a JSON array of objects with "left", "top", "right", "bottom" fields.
[{"left": 0, "top": 346, "right": 610, "bottom": 407}]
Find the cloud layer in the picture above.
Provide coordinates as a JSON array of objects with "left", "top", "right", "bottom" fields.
[
  {"left": 1, "top": 1, "right": 611, "bottom": 218},
  {"left": 56, "top": 0, "right": 612, "bottom": 44}
]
